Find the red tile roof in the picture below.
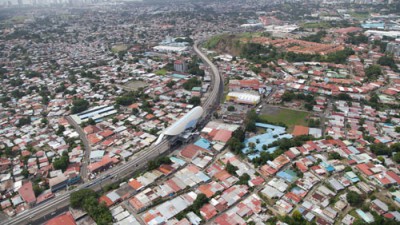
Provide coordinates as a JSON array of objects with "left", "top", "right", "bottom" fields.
[
  {"left": 18, "top": 182, "right": 36, "bottom": 204},
  {"left": 45, "top": 212, "right": 76, "bottom": 225}
]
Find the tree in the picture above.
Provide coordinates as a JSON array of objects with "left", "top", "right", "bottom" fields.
[
  {"left": 112, "top": 118, "right": 119, "bottom": 124},
  {"left": 226, "top": 162, "right": 238, "bottom": 175},
  {"left": 182, "top": 77, "right": 201, "bottom": 90},
  {"left": 377, "top": 55, "right": 398, "bottom": 71},
  {"left": 71, "top": 98, "right": 89, "bottom": 114},
  {"left": 365, "top": 65, "right": 382, "bottom": 81},
  {"left": 21, "top": 169, "right": 29, "bottom": 178},
  {"left": 237, "top": 173, "right": 250, "bottom": 185},
  {"left": 53, "top": 152, "right": 69, "bottom": 172},
  {"left": 56, "top": 125, "right": 65, "bottom": 136},
  {"left": 188, "top": 96, "right": 201, "bottom": 106},
  {"left": 347, "top": 191, "right": 363, "bottom": 207},
  {"left": 328, "top": 152, "right": 342, "bottom": 160},
  {"left": 393, "top": 152, "right": 400, "bottom": 163},
  {"left": 227, "top": 105, "right": 235, "bottom": 111},
  {"left": 282, "top": 91, "right": 295, "bottom": 102}
]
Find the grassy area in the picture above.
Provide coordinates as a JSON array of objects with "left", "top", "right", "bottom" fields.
[
  {"left": 301, "top": 21, "right": 332, "bottom": 29},
  {"left": 349, "top": 12, "right": 370, "bottom": 20},
  {"left": 111, "top": 44, "right": 128, "bottom": 53},
  {"left": 155, "top": 69, "right": 167, "bottom": 76},
  {"left": 258, "top": 107, "right": 309, "bottom": 132},
  {"left": 203, "top": 35, "right": 226, "bottom": 49}
]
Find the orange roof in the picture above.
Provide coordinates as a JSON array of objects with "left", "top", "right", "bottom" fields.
[
  {"left": 198, "top": 184, "right": 214, "bottom": 198},
  {"left": 18, "top": 181, "right": 36, "bottom": 204},
  {"left": 45, "top": 212, "right": 76, "bottom": 225},
  {"left": 128, "top": 103, "right": 139, "bottom": 109},
  {"left": 99, "top": 129, "right": 114, "bottom": 138},
  {"left": 356, "top": 163, "right": 374, "bottom": 176},
  {"left": 180, "top": 144, "right": 204, "bottom": 159},
  {"left": 292, "top": 125, "right": 309, "bottom": 136},
  {"left": 99, "top": 196, "right": 113, "bottom": 207},
  {"left": 87, "top": 134, "right": 102, "bottom": 145},
  {"left": 87, "top": 155, "right": 113, "bottom": 172},
  {"left": 214, "top": 170, "right": 231, "bottom": 181},
  {"left": 213, "top": 130, "right": 232, "bottom": 143},
  {"left": 128, "top": 179, "right": 143, "bottom": 190}
]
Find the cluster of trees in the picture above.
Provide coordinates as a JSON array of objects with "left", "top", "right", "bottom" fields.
[
  {"left": 251, "top": 135, "right": 313, "bottom": 166},
  {"left": 365, "top": 65, "right": 382, "bottom": 81},
  {"left": 301, "top": 30, "right": 327, "bottom": 43},
  {"left": 240, "top": 43, "right": 278, "bottom": 64},
  {"left": 346, "top": 34, "right": 369, "bottom": 45},
  {"left": 25, "top": 70, "right": 42, "bottom": 78},
  {"left": 182, "top": 77, "right": 201, "bottom": 91},
  {"left": 16, "top": 117, "right": 31, "bottom": 128},
  {"left": 286, "top": 48, "right": 354, "bottom": 64},
  {"left": 71, "top": 98, "right": 90, "bottom": 114},
  {"left": 225, "top": 162, "right": 238, "bottom": 175},
  {"left": 80, "top": 71, "right": 100, "bottom": 80},
  {"left": 227, "top": 128, "right": 246, "bottom": 155},
  {"left": 347, "top": 191, "right": 364, "bottom": 207},
  {"left": 70, "top": 189, "right": 113, "bottom": 225},
  {"left": 53, "top": 151, "right": 70, "bottom": 172},
  {"left": 308, "top": 119, "right": 321, "bottom": 128},
  {"left": 281, "top": 91, "right": 316, "bottom": 110},
  {"left": 148, "top": 156, "right": 172, "bottom": 170},
  {"left": 188, "top": 96, "right": 201, "bottom": 106},
  {"left": 370, "top": 143, "right": 400, "bottom": 163},
  {"left": 176, "top": 193, "right": 209, "bottom": 220},
  {"left": 377, "top": 55, "right": 398, "bottom": 71},
  {"left": 188, "top": 56, "right": 205, "bottom": 76}
]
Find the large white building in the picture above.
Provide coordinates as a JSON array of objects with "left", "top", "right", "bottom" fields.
[{"left": 155, "top": 106, "right": 204, "bottom": 145}]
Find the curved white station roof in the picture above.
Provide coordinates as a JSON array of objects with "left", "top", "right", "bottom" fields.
[{"left": 155, "top": 106, "right": 204, "bottom": 145}]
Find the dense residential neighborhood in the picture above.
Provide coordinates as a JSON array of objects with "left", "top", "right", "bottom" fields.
[{"left": 1, "top": 0, "right": 400, "bottom": 225}]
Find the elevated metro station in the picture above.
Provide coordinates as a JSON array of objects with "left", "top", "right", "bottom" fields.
[{"left": 155, "top": 106, "right": 204, "bottom": 145}]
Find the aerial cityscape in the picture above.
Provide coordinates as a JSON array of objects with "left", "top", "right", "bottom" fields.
[{"left": 0, "top": 0, "right": 400, "bottom": 225}]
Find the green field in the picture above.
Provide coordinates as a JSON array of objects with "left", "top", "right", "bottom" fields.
[
  {"left": 258, "top": 107, "right": 309, "bottom": 132},
  {"left": 301, "top": 21, "right": 332, "bottom": 29},
  {"left": 155, "top": 69, "right": 167, "bottom": 75},
  {"left": 111, "top": 44, "right": 128, "bottom": 53},
  {"left": 349, "top": 12, "right": 369, "bottom": 20}
]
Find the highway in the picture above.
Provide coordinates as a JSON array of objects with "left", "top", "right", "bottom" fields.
[{"left": 5, "top": 42, "right": 222, "bottom": 225}]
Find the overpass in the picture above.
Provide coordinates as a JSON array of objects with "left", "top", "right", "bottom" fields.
[{"left": 4, "top": 42, "right": 223, "bottom": 225}]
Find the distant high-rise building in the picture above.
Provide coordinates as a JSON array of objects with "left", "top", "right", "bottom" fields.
[
  {"left": 386, "top": 41, "right": 400, "bottom": 57},
  {"left": 174, "top": 60, "right": 188, "bottom": 73}
]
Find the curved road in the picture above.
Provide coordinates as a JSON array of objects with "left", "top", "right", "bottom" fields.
[{"left": 5, "top": 42, "right": 222, "bottom": 225}]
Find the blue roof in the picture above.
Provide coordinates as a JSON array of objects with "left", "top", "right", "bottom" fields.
[
  {"left": 241, "top": 123, "right": 292, "bottom": 159},
  {"left": 277, "top": 170, "right": 298, "bottom": 183},
  {"left": 194, "top": 138, "right": 211, "bottom": 150}
]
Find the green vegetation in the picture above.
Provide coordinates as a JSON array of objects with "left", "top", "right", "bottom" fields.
[
  {"left": 70, "top": 189, "right": 112, "bottom": 225},
  {"left": 237, "top": 173, "right": 250, "bottom": 185},
  {"left": 349, "top": 11, "right": 370, "bottom": 20},
  {"left": 188, "top": 96, "right": 201, "bottom": 106},
  {"left": 285, "top": 48, "right": 355, "bottom": 64},
  {"left": 377, "top": 55, "right": 398, "bottom": 71},
  {"left": 53, "top": 151, "right": 70, "bottom": 172},
  {"left": 188, "top": 56, "right": 205, "bottom": 76},
  {"left": 203, "top": 34, "right": 226, "bottom": 49},
  {"left": 111, "top": 44, "right": 128, "bottom": 53},
  {"left": 71, "top": 98, "right": 90, "bottom": 114},
  {"left": 148, "top": 156, "right": 172, "bottom": 170},
  {"left": 175, "top": 193, "right": 209, "bottom": 220},
  {"left": 155, "top": 69, "right": 167, "bottom": 75},
  {"left": 16, "top": 116, "right": 31, "bottom": 128},
  {"left": 301, "top": 21, "right": 332, "bottom": 29},
  {"left": 346, "top": 34, "right": 369, "bottom": 45},
  {"left": 226, "top": 162, "right": 238, "bottom": 175},
  {"left": 258, "top": 108, "right": 309, "bottom": 132},
  {"left": 183, "top": 77, "right": 201, "bottom": 91},
  {"left": 347, "top": 191, "right": 364, "bottom": 207},
  {"left": 251, "top": 135, "right": 314, "bottom": 166},
  {"left": 301, "top": 30, "right": 327, "bottom": 43},
  {"left": 365, "top": 65, "right": 382, "bottom": 81}
]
